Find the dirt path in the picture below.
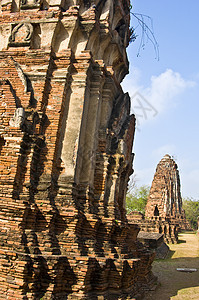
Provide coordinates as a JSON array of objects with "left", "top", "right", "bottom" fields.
[{"left": 144, "top": 232, "right": 199, "bottom": 300}]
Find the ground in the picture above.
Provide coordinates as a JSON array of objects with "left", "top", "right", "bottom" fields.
[{"left": 144, "top": 232, "right": 199, "bottom": 300}]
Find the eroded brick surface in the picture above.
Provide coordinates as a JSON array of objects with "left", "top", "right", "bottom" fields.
[
  {"left": 0, "top": 1, "right": 156, "bottom": 299},
  {"left": 129, "top": 155, "right": 191, "bottom": 245}
]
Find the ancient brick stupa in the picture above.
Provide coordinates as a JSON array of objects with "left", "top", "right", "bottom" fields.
[
  {"left": 145, "top": 154, "right": 191, "bottom": 242},
  {"left": 0, "top": 1, "right": 156, "bottom": 299},
  {"left": 145, "top": 154, "right": 183, "bottom": 220}
]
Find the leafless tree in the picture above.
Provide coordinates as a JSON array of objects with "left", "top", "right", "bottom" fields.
[{"left": 130, "top": 9, "right": 159, "bottom": 60}]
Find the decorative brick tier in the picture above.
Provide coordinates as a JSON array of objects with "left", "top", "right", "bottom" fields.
[{"left": 0, "top": 0, "right": 156, "bottom": 299}]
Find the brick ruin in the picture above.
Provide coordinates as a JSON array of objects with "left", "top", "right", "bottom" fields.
[
  {"left": 0, "top": 0, "right": 156, "bottom": 299},
  {"left": 145, "top": 154, "right": 183, "bottom": 220},
  {"left": 146, "top": 154, "right": 192, "bottom": 238},
  {"left": 129, "top": 155, "right": 191, "bottom": 244}
]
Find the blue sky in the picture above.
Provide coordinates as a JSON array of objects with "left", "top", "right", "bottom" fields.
[{"left": 122, "top": 0, "right": 199, "bottom": 199}]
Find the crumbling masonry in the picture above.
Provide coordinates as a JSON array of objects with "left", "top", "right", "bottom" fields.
[
  {"left": 128, "top": 155, "right": 191, "bottom": 246},
  {"left": 129, "top": 155, "right": 191, "bottom": 244},
  {"left": 145, "top": 155, "right": 183, "bottom": 221},
  {"left": 0, "top": 0, "right": 156, "bottom": 299},
  {"left": 145, "top": 154, "right": 191, "bottom": 242},
  {"left": 145, "top": 154, "right": 191, "bottom": 243}
]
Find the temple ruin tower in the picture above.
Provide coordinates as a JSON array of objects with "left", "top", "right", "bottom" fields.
[
  {"left": 0, "top": 0, "right": 156, "bottom": 299},
  {"left": 145, "top": 154, "right": 191, "bottom": 242},
  {"left": 145, "top": 154, "right": 183, "bottom": 219}
]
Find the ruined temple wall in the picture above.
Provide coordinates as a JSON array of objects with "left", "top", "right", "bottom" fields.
[
  {"left": 145, "top": 154, "right": 183, "bottom": 219},
  {"left": 142, "top": 154, "right": 190, "bottom": 243},
  {"left": 0, "top": 1, "right": 157, "bottom": 298}
]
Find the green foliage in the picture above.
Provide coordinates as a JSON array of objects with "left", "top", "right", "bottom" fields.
[
  {"left": 182, "top": 198, "right": 199, "bottom": 230},
  {"left": 129, "top": 27, "right": 137, "bottom": 43},
  {"left": 126, "top": 185, "right": 150, "bottom": 214}
]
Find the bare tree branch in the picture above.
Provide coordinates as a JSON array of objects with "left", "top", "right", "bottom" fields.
[{"left": 130, "top": 12, "right": 159, "bottom": 60}]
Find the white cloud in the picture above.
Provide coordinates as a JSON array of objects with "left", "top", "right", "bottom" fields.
[
  {"left": 122, "top": 69, "right": 196, "bottom": 128},
  {"left": 147, "top": 69, "right": 195, "bottom": 113},
  {"left": 123, "top": 69, "right": 198, "bottom": 198}
]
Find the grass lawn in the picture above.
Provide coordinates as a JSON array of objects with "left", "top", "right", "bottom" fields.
[{"left": 144, "top": 232, "right": 199, "bottom": 300}]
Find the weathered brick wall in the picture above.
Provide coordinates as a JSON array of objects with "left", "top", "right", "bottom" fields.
[
  {"left": 143, "top": 154, "right": 191, "bottom": 243},
  {"left": 145, "top": 154, "right": 182, "bottom": 219},
  {"left": 0, "top": 1, "right": 156, "bottom": 298}
]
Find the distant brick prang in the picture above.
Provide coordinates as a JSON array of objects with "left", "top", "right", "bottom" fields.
[
  {"left": 145, "top": 154, "right": 183, "bottom": 219},
  {"left": 0, "top": 1, "right": 156, "bottom": 299},
  {"left": 144, "top": 154, "right": 191, "bottom": 243},
  {"left": 128, "top": 155, "right": 191, "bottom": 246}
]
